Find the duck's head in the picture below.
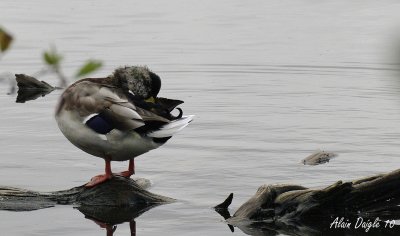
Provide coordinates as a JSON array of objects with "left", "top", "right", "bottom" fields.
[{"left": 113, "top": 66, "right": 161, "bottom": 100}]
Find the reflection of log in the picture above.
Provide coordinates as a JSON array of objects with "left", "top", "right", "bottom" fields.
[
  {"left": 15, "top": 74, "right": 56, "bottom": 103},
  {"left": 0, "top": 176, "right": 174, "bottom": 212},
  {"left": 216, "top": 169, "right": 400, "bottom": 235}
]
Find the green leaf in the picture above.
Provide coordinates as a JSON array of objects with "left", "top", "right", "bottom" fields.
[
  {"left": 43, "top": 47, "right": 63, "bottom": 66},
  {"left": 75, "top": 60, "right": 102, "bottom": 78},
  {"left": 0, "top": 27, "right": 13, "bottom": 52}
]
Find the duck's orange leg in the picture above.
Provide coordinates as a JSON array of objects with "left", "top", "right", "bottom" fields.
[
  {"left": 116, "top": 159, "right": 135, "bottom": 178},
  {"left": 85, "top": 158, "right": 113, "bottom": 187}
]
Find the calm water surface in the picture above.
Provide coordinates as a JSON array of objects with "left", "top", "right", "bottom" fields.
[{"left": 2, "top": 1, "right": 400, "bottom": 235}]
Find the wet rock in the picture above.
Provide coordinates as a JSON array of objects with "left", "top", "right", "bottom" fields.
[{"left": 302, "top": 150, "right": 336, "bottom": 165}]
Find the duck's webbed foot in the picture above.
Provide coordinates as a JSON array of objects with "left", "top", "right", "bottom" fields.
[
  {"left": 85, "top": 174, "right": 112, "bottom": 187},
  {"left": 85, "top": 158, "right": 113, "bottom": 187}
]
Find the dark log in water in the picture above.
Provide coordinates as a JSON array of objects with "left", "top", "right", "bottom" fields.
[
  {"left": 15, "top": 74, "right": 56, "bottom": 103},
  {"left": 0, "top": 177, "right": 173, "bottom": 235},
  {"left": 215, "top": 169, "right": 400, "bottom": 235},
  {"left": 0, "top": 176, "right": 174, "bottom": 212}
]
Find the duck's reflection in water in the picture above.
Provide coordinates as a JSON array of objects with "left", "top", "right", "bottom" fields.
[{"left": 77, "top": 204, "right": 161, "bottom": 236}]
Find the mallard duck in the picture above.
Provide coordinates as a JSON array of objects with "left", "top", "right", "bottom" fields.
[{"left": 55, "top": 66, "right": 193, "bottom": 187}]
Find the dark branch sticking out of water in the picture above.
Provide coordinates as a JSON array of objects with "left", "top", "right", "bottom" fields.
[{"left": 215, "top": 168, "right": 400, "bottom": 236}]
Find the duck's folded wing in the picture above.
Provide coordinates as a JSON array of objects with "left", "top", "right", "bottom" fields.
[{"left": 64, "top": 81, "right": 170, "bottom": 133}]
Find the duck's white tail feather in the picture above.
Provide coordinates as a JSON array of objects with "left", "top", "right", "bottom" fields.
[{"left": 147, "top": 115, "right": 194, "bottom": 138}]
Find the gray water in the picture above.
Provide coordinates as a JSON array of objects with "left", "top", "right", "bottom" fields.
[{"left": 2, "top": 1, "right": 400, "bottom": 235}]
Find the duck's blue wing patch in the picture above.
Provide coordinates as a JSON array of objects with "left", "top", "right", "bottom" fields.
[{"left": 85, "top": 114, "right": 114, "bottom": 134}]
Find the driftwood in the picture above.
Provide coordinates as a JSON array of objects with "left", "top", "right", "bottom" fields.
[
  {"left": 15, "top": 74, "right": 56, "bottom": 103},
  {"left": 215, "top": 169, "right": 400, "bottom": 235},
  {"left": 0, "top": 176, "right": 173, "bottom": 235},
  {"left": 0, "top": 176, "right": 173, "bottom": 212}
]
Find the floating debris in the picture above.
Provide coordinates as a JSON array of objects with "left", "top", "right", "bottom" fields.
[{"left": 302, "top": 150, "right": 336, "bottom": 165}]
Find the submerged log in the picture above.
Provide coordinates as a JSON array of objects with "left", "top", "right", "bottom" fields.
[
  {"left": 216, "top": 169, "right": 400, "bottom": 235},
  {"left": 0, "top": 176, "right": 174, "bottom": 212}
]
